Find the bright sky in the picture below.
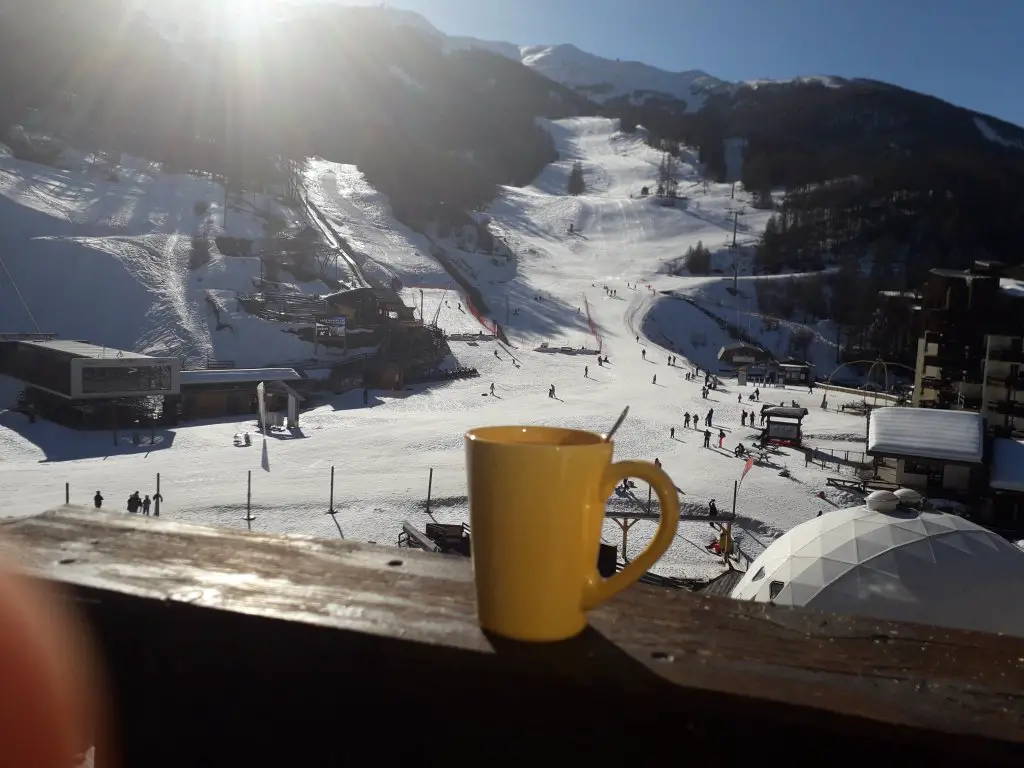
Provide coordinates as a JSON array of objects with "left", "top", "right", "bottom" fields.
[{"left": 339, "top": 0, "right": 1024, "bottom": 126}]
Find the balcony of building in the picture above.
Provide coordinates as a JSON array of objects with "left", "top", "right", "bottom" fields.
[
  {"left": 987, "top": 400, "right": 1024, "bottom": 419},
  {"left": 987, "top": 347, "right": 1024, "bottom": 364},
  {"left": 985, "top": 373, "right": 1024, "bottom": 390},
  {"left": 0, "top": 508, "right": 1021, "bottom": 766}
]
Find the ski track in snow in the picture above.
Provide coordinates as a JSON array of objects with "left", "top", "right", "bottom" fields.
[
  {"left": 0, "top": 117, "right": 873, "bottom": 581},
  {"left": 70, "top": 233, "right": 213, "bottom": 365}
]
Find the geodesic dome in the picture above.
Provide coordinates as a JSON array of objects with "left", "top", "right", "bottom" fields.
[{"left": 731, "top": 491, "right": 1024, "bottom": 637}]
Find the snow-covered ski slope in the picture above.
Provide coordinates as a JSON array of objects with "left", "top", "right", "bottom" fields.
[
  {"left": 0, "top": 147, "right": 346, "bottom": 368},
  {"left": 0, "top": 119, "right": 876, "bottom": 580},
  {"left": 303, "top": 159, "right": 449, "bottom": 291}
]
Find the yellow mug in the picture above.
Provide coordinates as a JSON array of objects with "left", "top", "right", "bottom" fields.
[{"left": 465, "top": 425, "right": 680, "bottom": 642}]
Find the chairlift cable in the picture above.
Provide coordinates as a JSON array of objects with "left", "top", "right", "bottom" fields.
[{"left": 0, "top": 251, "right": 41, "bottom": 333}]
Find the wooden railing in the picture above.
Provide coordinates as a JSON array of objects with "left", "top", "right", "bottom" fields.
[{"left": 1, "top": 507, "right": 1022, "bottom": 767}]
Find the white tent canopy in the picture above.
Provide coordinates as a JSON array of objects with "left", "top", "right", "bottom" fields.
[
  {"left": 867, "top": 407, "right": 984, "bottom": 463},
  {"left": 731, "top": 494, "right": 1024, "bottom": 637}
]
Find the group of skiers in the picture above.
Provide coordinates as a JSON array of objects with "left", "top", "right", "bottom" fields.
[{"left": 93, "top": 489, "right": 162, "bottom": 516}]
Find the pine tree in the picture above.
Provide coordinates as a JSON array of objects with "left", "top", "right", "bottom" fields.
[
  {"left": 567, "top": 161, "right": 585, "bottom": 196},
  {"left": 657, "top": 152, "right": 678, "bottom": 197}
]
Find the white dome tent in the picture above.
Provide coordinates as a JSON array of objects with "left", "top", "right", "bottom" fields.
[{"left": 731, "top": 490, "right": 1024, "bottom": 637}]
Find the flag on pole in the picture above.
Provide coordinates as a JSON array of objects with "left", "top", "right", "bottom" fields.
[{"left": 739, "top": 456, "right": 755, "bottom": 486}]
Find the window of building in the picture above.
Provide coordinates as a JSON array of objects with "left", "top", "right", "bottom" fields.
[
  {"left": 903, "top": 460, "right": 943, "bottom": 483},
  {"left": 751, "top": 566, "right": 765, "bottom": 582},
  {"left": 768, "top": 581, "right": 785, "bottom": 601},
  {"left": 81, "top": 364, "right": 172, "bottom": 395}
]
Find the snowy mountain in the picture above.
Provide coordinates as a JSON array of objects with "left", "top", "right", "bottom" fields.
[
  {"left": 451, "top": 40, "right": 731, "bottom": 112},
  {"left": 357, "top": 7, "right": 731, "bottom": 111}
]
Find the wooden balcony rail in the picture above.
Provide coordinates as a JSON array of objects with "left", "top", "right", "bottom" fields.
[{"left": 1, "top": 507, "right": 1023, "bottom": 767}]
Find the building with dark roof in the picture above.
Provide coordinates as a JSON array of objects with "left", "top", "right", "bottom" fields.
[{"left": 0, "top": 338, "right": 180, "bottom": 399}]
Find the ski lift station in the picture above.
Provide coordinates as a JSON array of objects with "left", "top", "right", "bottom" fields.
[
  {"left": 731, "top": 489, "right": 1024, "bottom": 638},
  {"left": 0, "top": 336, "right": 180, "bottom": 400}
]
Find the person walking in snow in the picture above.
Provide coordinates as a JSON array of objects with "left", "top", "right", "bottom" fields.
[
  {"left": 142, "top": 495, "right": 151, "bottom": 516},
  {"left": 708, "top": 499, "right": 718, "bottom": 518},
  {"left": 652, "top": 374, "right": 657, "bottom": 385},
  {"left": 584, "top": 365, "right": 589, "bottom": 378},
  {"left": 741, "top": 411, "right": 747, "bottom": 427},
  {"left": 703, "top": 429, "right": 712, "bottom": 448},
  {"left": 549, "top": 384, "right": 556, "bottom": 399},
  {"left": 641, "top": 349, "right": 646, "bottom": 360},
  {"left": 692, "top": 412, "right": 700, "bottom": 428},
  {"left": 636, "top": 335, "right": 639, "bottom": 343},
  {"left": 654, "top": 457, "right": 662, "bottom": 469},
  {"left": 670, "top": 426, "right": 675, "bottom": 439},
  {"left": 93, "top": 491, "right": 103, "bottom": 509},
  {"left": 738, "top": 394, "right": 742, "bottom": 403},
  {"left": 684, "top": 413, "right": 691, "bottom": 429},
  {"left": 152, "top": 491, "right": 163, "bottom": 517},
  {"left": 718, "top": 429, "right": 726, "bottom": 449},
  {"left": 494, "top": 349, "right": 500, "bottom": 359},
  {"left": 706, "top": 409, "right": 714, "bottom": 426},
  {"left": 490, "top": 383, "right": 495, "bottom": 396},
  {"left": 821, "top": 394, "right": 828, "bottom": 410}
]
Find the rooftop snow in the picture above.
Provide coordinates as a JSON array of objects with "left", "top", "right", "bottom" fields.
[
  {"left": 180, "top": 369, "right": 301, "bottom": 386},
  {"left": 999, "top": 278, "right": 1024, "bottom": 299},
  {"left": 990, "top": 438, "right": 1024, "bottom": 492},
  {"left": 16, "top": 339, "right": 159, "bottom": 360},
  {"left": 867, "top": 407, "right": 984, "bottom": 464}
]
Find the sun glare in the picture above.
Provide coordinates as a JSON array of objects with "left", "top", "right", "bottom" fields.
[{"left": 209, "top": 0, "right": 283, "bottom": 33}]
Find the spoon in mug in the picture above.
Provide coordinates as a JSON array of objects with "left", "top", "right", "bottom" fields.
[{"left": 603, "top": 406, "right": 630, "bottom": 442}]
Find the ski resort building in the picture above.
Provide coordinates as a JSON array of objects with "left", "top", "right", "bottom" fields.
[
  {"left": 0, "top": 337, "right": 180, "bottom": 400},
  {"left": 731, "top": 489, "right": 1024, "bottom": 638},
  {"left": 324, "top": 287, "right": 415, "bottom": 325},
  {"left": 912, "top": 261, "right": 1024, "bottom": 434},
  {"left": 169, "top": 368, "right": 305, "bottom": 423},
  {"left": 762, "top": 405, "right": 808, "bottom": 446},
  {"left": 867, "top": 407, "right": 986, "bottom": 495},
  {"left": 717, "top": 342, "right": 769, "bottom": 368}
]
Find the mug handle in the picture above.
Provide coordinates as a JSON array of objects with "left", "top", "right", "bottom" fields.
[{"left": 582, "top": 460, "right": 680, "bottom": 609}]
